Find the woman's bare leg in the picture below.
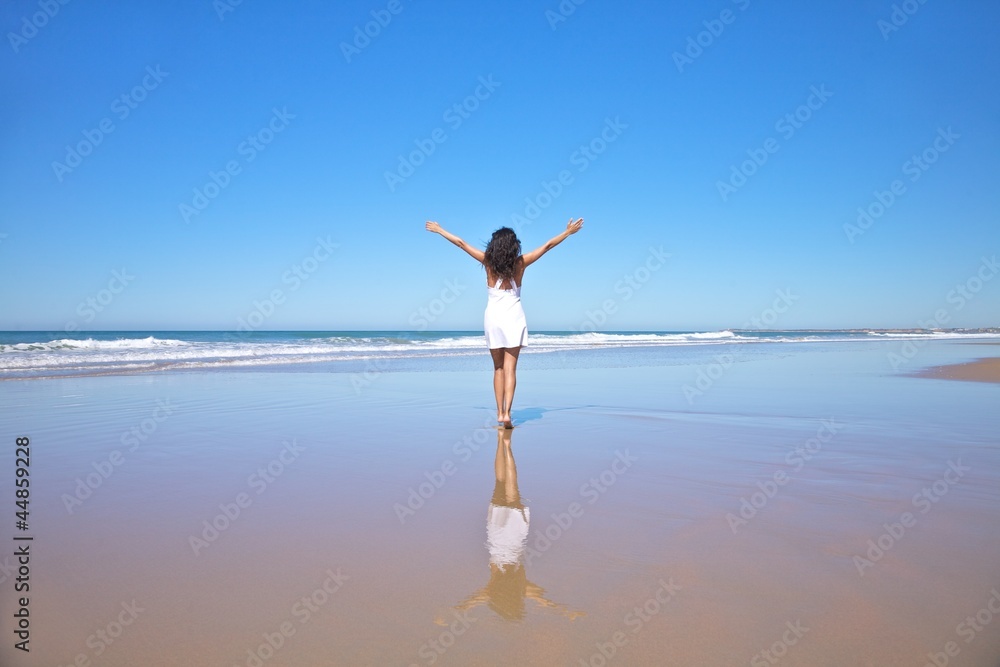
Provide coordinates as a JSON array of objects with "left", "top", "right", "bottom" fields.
[
  {"left": 501, "top": 347, "right": 520, "bottom": 427},
  {"left": 490, "top": 348, "right": 505, "bottom": 423},
  {"left": 495, "top": 428, "right": 518, "bottom": 501},
  {"left": 494, "top": 430, "right": 506, "bottom": 482}
]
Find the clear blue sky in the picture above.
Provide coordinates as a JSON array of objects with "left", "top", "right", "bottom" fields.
[{"left": 2, "top": 0, "right": 998, "bottom": 332}]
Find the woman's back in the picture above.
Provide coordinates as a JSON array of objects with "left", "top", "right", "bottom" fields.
[{"left": 485, "top": 256, "right": 525, "bottom": 291}]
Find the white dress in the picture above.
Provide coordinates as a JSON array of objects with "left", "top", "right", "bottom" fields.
[
  {"left": 484, "top": 277, "right": 528, "bottom": 349},
  {"left": 486, "top": 504, "right": 530, "bottom": 567}
]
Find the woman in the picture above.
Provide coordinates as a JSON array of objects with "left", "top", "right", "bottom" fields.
[{"left": 425, "top": 218, "right": 583, "bottom": 428}]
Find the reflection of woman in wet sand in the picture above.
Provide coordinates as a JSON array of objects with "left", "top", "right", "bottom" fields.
[{"left": 448, "top": 428, "right": 584, "bottom": 622}]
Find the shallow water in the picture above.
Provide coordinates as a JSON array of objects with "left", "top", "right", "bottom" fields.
[{"left": 0, "top": 340, "right": 998, "bottom": 665}]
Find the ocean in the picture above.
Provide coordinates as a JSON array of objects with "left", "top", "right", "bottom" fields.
[{"left": 1, "top": 329, "right": 998, "bottom": 379}]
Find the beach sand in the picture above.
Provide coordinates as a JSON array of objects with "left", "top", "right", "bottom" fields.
[
  {"left": 1, "top": 340, "right": 999, "bottom": 666},
  {"left": 918, "top": 356, "right": 1000, "bottom": 384}
]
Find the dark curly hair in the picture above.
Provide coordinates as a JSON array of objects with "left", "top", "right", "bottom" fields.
[{"left": 483, "top": 227, "right": 522, "bottom": 281}]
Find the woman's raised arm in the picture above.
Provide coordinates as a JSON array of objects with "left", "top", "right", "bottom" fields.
[
  {"left": 521, "top": 218, "right": 583, "bottom": 268},
  {"left": 425, "top": 221, "right": 485, "bottom": 263}
]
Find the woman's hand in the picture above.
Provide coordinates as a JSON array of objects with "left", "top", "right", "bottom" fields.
[
  {"left": 425, "top": 220, "right": 443, "bottom": 234},
  {"left": 566, "top": 217, "right": 584, "bottom": 234}
]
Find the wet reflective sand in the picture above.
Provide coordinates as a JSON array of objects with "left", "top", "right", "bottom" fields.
[{"left": 1, "top": 340, "right": 999, "bottom": 665}]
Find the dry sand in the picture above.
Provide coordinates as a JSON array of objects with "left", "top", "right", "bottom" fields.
[{"left": 918, "top": 357, "right": 1000, "bottom": 384}]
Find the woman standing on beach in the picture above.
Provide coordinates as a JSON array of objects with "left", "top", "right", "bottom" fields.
[{"left": 425, "top": 218, "right": 584, "bottom": 428}]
